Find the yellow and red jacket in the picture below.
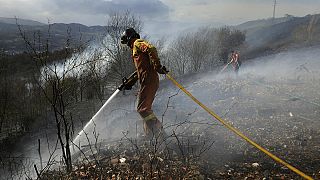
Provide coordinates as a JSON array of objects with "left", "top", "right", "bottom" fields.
[{"left": 131, "top": 39, "right": 161, "bottom": 84}]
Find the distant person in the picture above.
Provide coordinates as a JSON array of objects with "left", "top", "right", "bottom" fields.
[
  {"left": 229, "top": 50, "right": 241, "bottom": 74},
  {"left": 120, "top": 28, "right": 168, "bottom": 138}
]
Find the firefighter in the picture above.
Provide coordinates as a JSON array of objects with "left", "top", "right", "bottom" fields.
[
  {"left": 120, "top": 28, "right": 168, "bottom": 138},
  {"left": 230, "top": 50, "right": 241, "bottom": 74}
]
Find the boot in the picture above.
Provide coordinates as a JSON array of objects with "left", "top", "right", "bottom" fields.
[{"left": 143, "top": 119, "right": 165, "bottom": 141}]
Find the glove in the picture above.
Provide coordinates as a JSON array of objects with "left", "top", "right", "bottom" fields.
[
  {"left": 121, "top": 71, "right": 138, "bottom": 90},
  {"left": 122, "top": 77, "right": 133, "bottom": 90},
  {"left": 156, "top": 65, "right": 169, "bottom": 74},
  {"left": 122, "top": 77, "right": 136, "bottom": 90}
]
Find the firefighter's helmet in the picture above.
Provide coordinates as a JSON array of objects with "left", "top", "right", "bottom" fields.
[{"left": 121, "top": 28, "right": 140, "bottom": 46}]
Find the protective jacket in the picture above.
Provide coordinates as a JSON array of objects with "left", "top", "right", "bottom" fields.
[
  {"left": 230, "top": 52, "right": 241, "bottom": 72},
  {"left": 130, "top": 38, "right": 163, "bottom": 135}
]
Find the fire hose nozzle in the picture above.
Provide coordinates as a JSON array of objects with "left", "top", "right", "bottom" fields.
[{"left": 118, "top": 71, "right": 138, "bottom": 91}]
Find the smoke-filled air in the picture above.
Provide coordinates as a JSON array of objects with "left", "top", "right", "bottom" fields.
[
  {"left": 73, "top": 45, "right": 320, "bottom": 164},
  {"left": 0, "top": 3, "right": 320, "bottom": 179}
]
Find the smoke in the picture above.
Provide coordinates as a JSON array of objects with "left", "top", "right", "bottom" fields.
[
  {"left": 240, "top": 46, "right": 320, "bottom": 79},
  {"left": 40, "top": 41, "right": 108, "bottom": 80},
  {"left": 6, "top": 45, "right": 320, "bottom": 179},
  {"left": 74, "top": 45, "right": 320, "bottom": 165}
]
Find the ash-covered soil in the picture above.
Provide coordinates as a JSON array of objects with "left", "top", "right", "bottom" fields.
[{"left": 41, "top": 47, "right": 320, "bottom": 179}]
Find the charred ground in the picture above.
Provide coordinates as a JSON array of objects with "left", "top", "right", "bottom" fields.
[{"left": 37, "top": 47, "right": 320, "bottom": 179}]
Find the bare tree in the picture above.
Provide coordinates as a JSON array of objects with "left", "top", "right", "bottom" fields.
[
  {"left": 165, "top": 35, "right": 190, "bottom": 76},
  {"left": 165, "top": 26, "right": 245, "bottom": 76},
  {"left": 213, "top": 27, "right": 245, "bottom": 63},
  {"left": 16, "top": 20, "right": 90, "bottom": 173},
  {"left": 187, "top": 29, "right": 211, "bottom": 72},
  {"left": 164, "top": 27, "right": 213, "bottom": 75},
  {"left": 102, "top": 11, "right": 143, "bottom": 89},
  {"left": 0, "top": 50, "right": 9, "bottom": 133}
]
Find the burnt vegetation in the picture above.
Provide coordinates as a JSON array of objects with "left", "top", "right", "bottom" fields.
[{"left": 0, "top": 13, "right": 320, "bottom": 179}]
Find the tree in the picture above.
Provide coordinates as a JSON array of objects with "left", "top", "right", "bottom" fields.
[
  {"left": 0, "top": 50, "right": 9, "bottom": 133},
  {"left": 166, "top": 35, "right": 191, "bottom": 76},
  {"left": 102, "top": 11, "right": 143, "bottom": 89},
  {"left": 165, "top": 26, "right": 246, "bottom": 75},
  {"left": 188, "top": 29, "right": 212, "bottom": 72},
  {"left": 213, "top": 27, "right": 246, "bottom": 63},
  {"left": 163, "top": 26, "right": 245, "bottom": 76},
  {"left": 16, "top": 21, "right": 88, "bottom": 173},
  {"left": 0, "top": 51, "right": 39, "bottom": 136},
  {"left": 164, "top": 28, "right": 212, "bottom": 75}
]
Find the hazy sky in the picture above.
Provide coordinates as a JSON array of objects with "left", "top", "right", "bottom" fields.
[{"left": 1, "top": 0, "right": 319, "bottom": 37}]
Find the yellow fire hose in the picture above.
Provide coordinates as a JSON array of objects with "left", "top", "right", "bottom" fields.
[{"left": 165, "top": 73, "right": 313, "bottom": 180}]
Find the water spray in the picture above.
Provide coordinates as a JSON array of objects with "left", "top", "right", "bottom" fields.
[
  {"left": 72, "top": 89, "right": 121, "bottom": 148},
  {"left": 71, "top": 71, "right": 138, "bottom": 152},
  {"left": 220, "top": 61, "right": 231, "bottom": 74}
]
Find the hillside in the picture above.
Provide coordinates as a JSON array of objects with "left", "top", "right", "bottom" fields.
[
  {"left": 71, "top": 46, "right": 320, "bottom": 179},
  {"left": 1, "top": 15, "right": 320, "bottom": 179},
  {"left": 2, "top": 14, "right": 320, "bottom": 56},
  {"left": 0, "top": 18, "right": 106, "bottom": 54},
  {"left": 236, "top": 14, "right": 320, "bottom": 59},
  {"left": 5, "top": 46, "right": 318, "bottom": 179},
  {"left": 0, "top": 17, "right": 46, "bottom": 26},
  {"left": 236, "top": 16, "right": 293, "bottom": 33}
]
